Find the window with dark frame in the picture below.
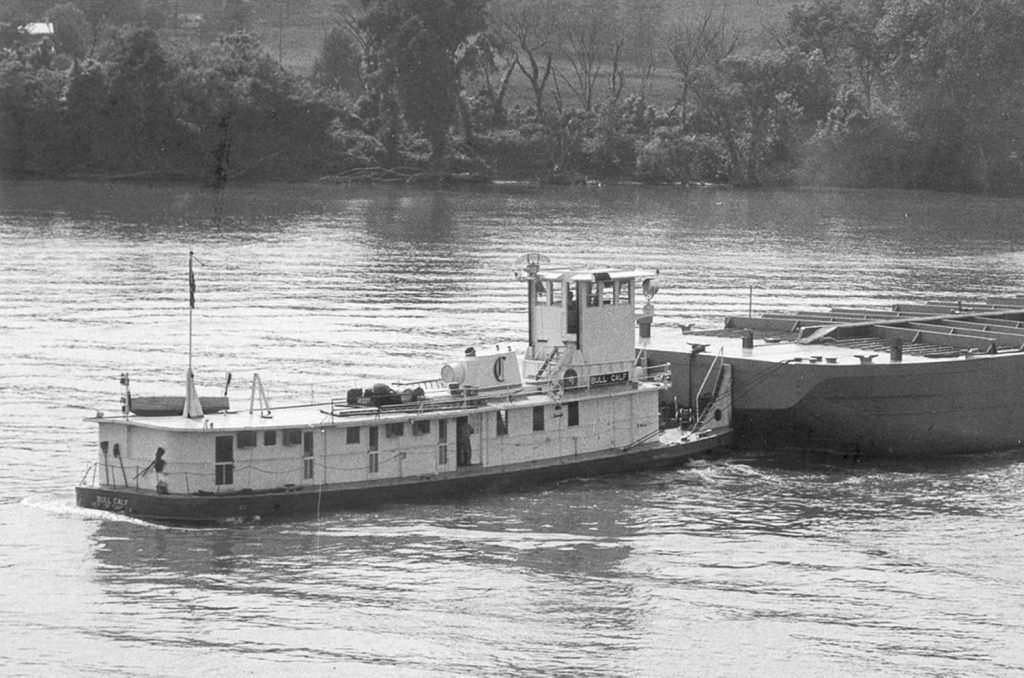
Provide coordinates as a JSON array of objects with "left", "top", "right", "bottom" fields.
[
  {"left": 496, "top": 410, "right": 509, "bottom": 436},
  {"left": 215, "top": 435, "right": 234, "bottom": 486},
  {"left": 237, "top": 430, "right": 257, "bottom": 448},
  {"left": 283, "top": 428, "right": 302, "bottom": 446},
  {"left": 533, "top": 405, "right": 545, "bottom": 431},
  {"left": 386, "top": 422, "right": 404, "bottom": 438},
  {"left": 346, "top": 427, "right": 360, "bottom": 444},
  {"left": 568, "top": 401, "right": 579, "bottom": 427},
  {"left": 302, "top": 431, "right": 314, "bottom": 480},
  {"left": 368, "top": 451, "right": 379, "bottom": 474},
  {"left": 369, "top": 426, "right": 379, "bottom": 451},
  {"left": 263, "top": 430, "right": 277, "bottom": 446},
  {"left": 438, "top": 419, "right": 448, "bottom": 465},
  {"left": 413, "top": 419, "right": 431, "bottom": 435}
]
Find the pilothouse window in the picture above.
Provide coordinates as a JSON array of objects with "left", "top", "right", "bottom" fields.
[
  {"left": 617, "top": 280, "right": 632, "bottom": 304},
  {"left": 534, "top": 279, "right": 548, "bottom": 304}
]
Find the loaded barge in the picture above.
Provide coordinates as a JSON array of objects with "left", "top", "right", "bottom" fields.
[
  {"left": 647, "top": 297, "right": 1024, "bottom": 457},
  {"left": 75, "top": 256, "right": 733, "bottom": 524}
]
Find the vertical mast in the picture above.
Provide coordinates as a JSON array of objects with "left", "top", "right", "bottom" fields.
[
  {"left": 183, "top": 250, "right": 204, "bottom": 418},
  {"left": 188, "top": 250, "right": 195, "bottom": 372}
]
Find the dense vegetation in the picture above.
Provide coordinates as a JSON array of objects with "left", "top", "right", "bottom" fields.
[{"left": 2, "top": 0, "right": 1023, "bottom": 194}]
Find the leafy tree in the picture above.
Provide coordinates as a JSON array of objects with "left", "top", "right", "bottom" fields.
[
  {"left": 176, "top": 32, "right": 342, "bottom": 184},
  {"left": 691, "top": 49, "right": 822, "bottom": 185},
  {"left": 879, "top": 0, "right": 1024, "bottom": 193},
  {"left": 102, "top": 27, "right": 180, "bottom": 170},
  {"left": 312, "top": 25, "right": 363, "bottom": 93},
  {"left": 786, "top": 0, "right": 884, "bottom": 110},
  {"left": 0, "top": 53, "right": 68, "bottom": 174},
  {"left": 48, "top": 3, "right": 91, "bottom": 59},
  {"left": 359, "top": 0, "right": 487, "bottom": 166},
  {"left": 64, "top": 57, "right": 109, "bottom": 168}
]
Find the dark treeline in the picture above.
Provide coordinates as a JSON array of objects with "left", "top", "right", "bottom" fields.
[{"left": 2, "top": 0, "right": 1023, "bottom": 194}]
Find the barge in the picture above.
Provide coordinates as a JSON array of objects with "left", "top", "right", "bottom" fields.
[{"left": 647, "top": 298, "right": 1024, "bottom": 457}]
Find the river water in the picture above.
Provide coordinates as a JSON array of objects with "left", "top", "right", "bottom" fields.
[{"left": 1, "top": 180, "right": 1023, "bottom": 676}]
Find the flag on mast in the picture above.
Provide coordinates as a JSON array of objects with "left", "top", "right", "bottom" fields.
[{"left": 189, "top": 250, "right": 196, "bottom": 309}]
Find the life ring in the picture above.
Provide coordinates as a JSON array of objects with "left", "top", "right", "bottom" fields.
[{"left": 561, "top": 368, "right": 578, "bottom": 390}]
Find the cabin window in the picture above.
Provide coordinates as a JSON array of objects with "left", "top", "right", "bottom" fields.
[
  {"left": 617, "top": 280, "right": 631, "bottom": 305},
  {"left": 368, "top": 451, "right": 379, "bottom": 474},
  {"left": 215, "top": 435, "right": 234, "bottom": 486},
  {"left": 302, "top": 431, "right": 314, "bottom": 480},
  {"left": 112, "top": 443, "right": 120, "bottom": 458},
  {"left": 413, "top": 419, "right": 430, "bottom": 436},
  {"left": 568, "top": 401, "right": 579, "bottom": 427},
  {"left": 100, "top": 441, "right": 109, "bottom": 455},
  {"left": 583, "top": 282, "right": 598, "bottom": 307},
  {"left": 550, "top": 282, "right": 563, "bottom": 306},
  {"left": 386, "top": 422, "right": 404, "bottom": 438},
  {"left": 263, "top": 430, "right": 277, "bottom": 446},
  {"left": 369, "top": 426, "right": 379, "bottom": 451},
  {"left": 438, "top": 420, "right": 448, "bottom": 465},
  {"left": 601, "top": 281, "right": 614, "bottom": 305},
  {"left": 534, "top": 279, "right": 548, "bottom": 304},
  {"left": 237, "top": 430, "right": 257, "bottom": 448},
  {"left": 533, "top": 405, "right": 545, "bottom": 431},
  {"left": 346, "top": 427, "right": 360, "bottom": 444},
  {"left": 496, "top": 410, "right": 509, "bottom": 436},
  {"left": 283, "top": 429, "right": 302, "bottom": 446}
]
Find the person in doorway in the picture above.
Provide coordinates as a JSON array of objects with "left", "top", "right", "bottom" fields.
[{"left": 456, "top": 419, "right": 473, "bottom": 465}]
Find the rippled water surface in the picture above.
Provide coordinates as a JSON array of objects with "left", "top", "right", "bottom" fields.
[{"left": 2, "top": 180, "right": 1023, "bottom": 676}]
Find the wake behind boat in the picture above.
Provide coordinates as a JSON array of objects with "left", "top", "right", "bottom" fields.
[{"left": 75, "top": 254, "right": 733, "bottom": 524}]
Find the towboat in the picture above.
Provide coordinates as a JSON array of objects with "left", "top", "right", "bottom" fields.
[
  {"left": 647, "top": 298, "right": 1024, "bottom": 457},
  {"left": 75, "top": 255, "right": 733, "bottom": 524}
]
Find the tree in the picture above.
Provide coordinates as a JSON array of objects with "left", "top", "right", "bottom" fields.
[
  {"left": 667, "top": 8, "right": 738, "bottom": 124},
  {"left": 48, "top": 3, "right": 91, "bottom": 59},
  {"left": 103, "top": 27, "right": 180, "bottom": 170},
  {"left": 786, "top": 0, "right": 884, "bottom": 111},
  {"left": 691, "top": 49, "right": 820, "bottom": 185},
  {"left": 878, "top": 0, "right": 1024, "bottom": 193},
  {"left": 359, "top": 0, "right": 487, "bottom": 166},
  {"left": 557, "top": 0, "right": 620, "bottom": 112},
  {"left": 312, "top": 25, "right": 363, "bottom": 93},
  {"left": 488, "top": 0, "right": 559, "bottom": 119},
  {"left": 620, "top": 0, "right": 665, "bottom": 102}
]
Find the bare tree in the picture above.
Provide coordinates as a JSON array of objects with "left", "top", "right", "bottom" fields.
[
  {"left": 488, "top": 0, "right": 560, "bottom": 119},
  {"left": 557, "top": 0, "right": 620, "bottom": 111},
  {"left": 667, "top": 8, "right": 739, "bottom": 120},
  {"left": 620, "top": 0, "right": 666, "bottom": 102}
]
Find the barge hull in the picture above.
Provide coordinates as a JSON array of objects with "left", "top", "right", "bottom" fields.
[
  {"left": 75, "top": 431, "right": 732, "bottom": 524},
  {"left": 648, "top": 347, "right": 1024, "bottom": 456}
]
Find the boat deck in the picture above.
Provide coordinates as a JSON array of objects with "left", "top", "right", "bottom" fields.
[{"left": 648, "top": 297, "right": 1024, "bottom": 365}]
